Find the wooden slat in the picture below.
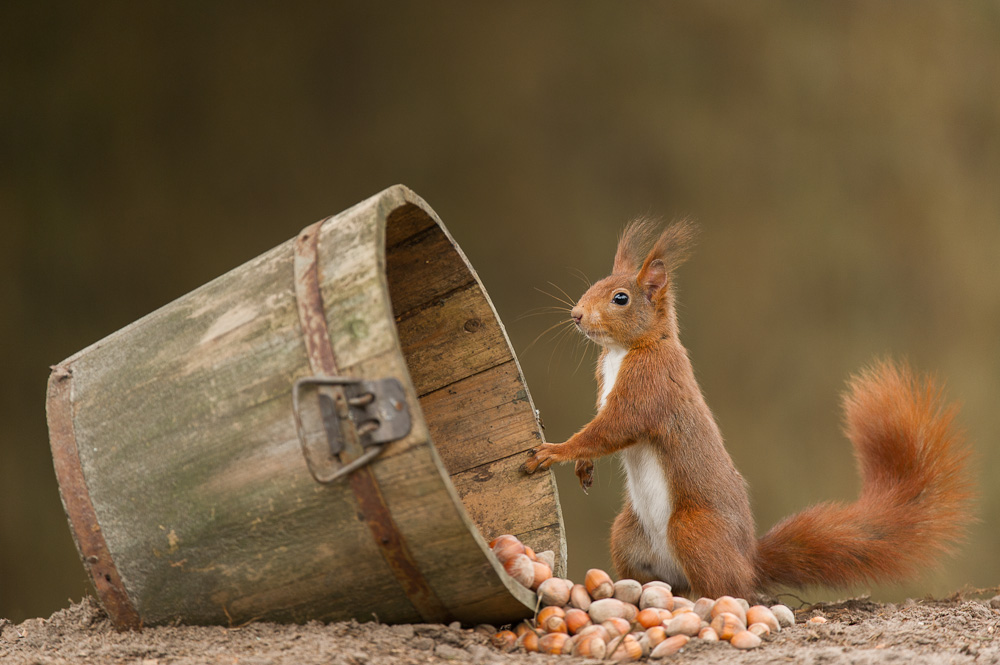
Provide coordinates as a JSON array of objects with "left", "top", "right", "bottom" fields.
[
  {"left": 395, "top": 283, "right": 511, "bottom": 396},
  {"left": 385, "top": 224, "right": 476, "bottom": 322},
  {"left": 420, "top": 360, "right": 542, "bottom": 476},
  {"left": 384, "top": 201, "right": 437, "bottom": 248},
  {"left": 450, "top": 453, "right": 563, "bottom": 562}
]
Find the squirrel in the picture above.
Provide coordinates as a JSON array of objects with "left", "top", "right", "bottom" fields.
[{"left": 522, "top": 219, "right": 973, "bottom": 600}]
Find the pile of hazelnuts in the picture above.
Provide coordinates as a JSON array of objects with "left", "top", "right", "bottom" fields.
[{"left": 488, "top": 534, "right": 800, "bottom": 659}]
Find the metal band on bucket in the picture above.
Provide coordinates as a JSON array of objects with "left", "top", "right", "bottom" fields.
[
  {"left": 293, "top": 219, "right": 452, "bottom": 624},
  {"left": 47, "top": 365, "right": 142, "bottom": 630}
]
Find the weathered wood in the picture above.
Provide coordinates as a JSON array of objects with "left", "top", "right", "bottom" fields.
[
  {"left": 394, "top": 284, "right": 512, "bottom": 396},
  {"left": 384, "top": 221, "right": 475, "bottom": 323},
  {"left": 48, "top": 185, "right": 565, "bottom": 627},
  {"left": 421, "top": 360, "right": 543, "bottom": 475},
  {"left": 450, "top": 453, "right": 565, "bottom": 565}
]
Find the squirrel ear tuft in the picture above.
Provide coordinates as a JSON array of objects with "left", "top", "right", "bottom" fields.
[
  {"left": 613, "top": 218, "right": 658, "bottom": 274},
  {"left": 646, "top": 219, "right": 698, "bottom": 274},
  {"left": 635, "top": 220, "right": 698, "bottom": 299}
]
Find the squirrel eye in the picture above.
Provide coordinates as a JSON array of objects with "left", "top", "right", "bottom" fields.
[{"left": 612, "top": 292, "right": 629, "bottom": 306}]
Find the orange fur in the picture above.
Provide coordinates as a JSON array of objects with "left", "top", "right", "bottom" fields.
[{"left": 523, "top": 220, "right": 974, "bottom": 598}]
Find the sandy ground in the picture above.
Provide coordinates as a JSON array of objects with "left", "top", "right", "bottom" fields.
[{"left": 4, "top": 593, "right": 1000, "bottom": 665}]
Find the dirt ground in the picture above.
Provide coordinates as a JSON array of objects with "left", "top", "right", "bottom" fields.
[{"left": 4, "top": 593, "right": 1000, "bottom": 665}]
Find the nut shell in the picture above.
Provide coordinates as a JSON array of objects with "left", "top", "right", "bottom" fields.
[
  {"left": 565, "top": 608, "right": 592, "bottom": 634},
  {"left": 730, "top": 630, "right": 762, "bottom": 650},
  {"left": 641, "top": 580, "right": 672, "bottom": 593},
  {"left": 538, "top": 632, "right": 569, "bottom": 655},
  {"left": 636, "top": 607, "right": 663, "bottom": 629},
  {"left": 536, "top": 550, "right": 556, "bottom": 571},
  {"left": 644, "top": 625, "right": 667, "bottom": 647},
  {"left": 639, "top": 585, "right": 674, "bottom": 611},
  {"left": 502, "top": 553, "right": 535, "bottom": 588},
  {"left": 601, "top": 618, "right": 632, "bottom": 639},
  {"left": 536, "top": 577, "right": 571, "bottom": 606},
  {"left": 571, "top": 634, "right": 607, "bottom": 659},
  {"left": 650, "top": 634, "right": 689, "bottom": 658},
  {"left": 490, "top": 630, "right": 517, "bottom": 652},
  {"left": 711, "top": 596, "right": 747, "bottom": 625},
  {"left": 530, "top": 561, "right": 552, "bottom": 590},
  {"left": 613, "top": 579, "right": 642, "bottom": 605},
  {"left": 585, "top": 568, "right": 615, "bottom": 600},
  {"left": 490, "top": 535, "right": 525, "bottom": 564},
  {"left": 770, "top": 604, "right": 796, "bottom": 627},
  {"left": 698, "top": 626, "right": 719, "bottom": 641},
  {"left": 671, "top": 596, "right": 695, "bottom": 612},
  {"left": 537, "top": 605, "right": 566, "bottom": 632},
  {"left": 589, "top": 598, "right": 631, "bottom": 623},
  {"left": 577, "top": 624, "right": 612, "bottom": 643},
  {"left": 710, "top": 612, "right": 746, "bottom": 641},
  {"left": 746, "top": 605, "right": 780, "bottom": 633},
  {"left": 609, "top": 634, "right": 642, "bottom": 662},
  {"left": 692, "top": 597, "right": 716, "bottom": 621},
  {"left": 569, "top": 583, "right": 592, "bottom": 611},
  {"left": 514, "top": 621, "right": 535, "bottom": 637},
  {"left": 665, "top": 611, "right": 701, "bottom": 637}
]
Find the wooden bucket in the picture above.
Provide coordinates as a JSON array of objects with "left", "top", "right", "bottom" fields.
[{"left": 46, "top": 185, "right": 565, "bottom": 628}]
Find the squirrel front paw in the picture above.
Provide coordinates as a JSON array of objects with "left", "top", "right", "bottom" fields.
[
  {"left": 521, "top": 443, "right": 565, "bottom": 474},
  {"left": 575, "top": 459, "right": 595, "bottom": 493}
]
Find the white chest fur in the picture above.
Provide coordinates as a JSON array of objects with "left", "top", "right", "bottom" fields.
[
  {"left": 599, "top": 346, "right": 683, "bottom": 581},
  {"left": 599, "top": 346, "right": 627, "bottom": 410}
]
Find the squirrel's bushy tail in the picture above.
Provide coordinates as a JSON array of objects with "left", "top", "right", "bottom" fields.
[{"left": 755, "top": 360, "right": 974, "bottom": 590}]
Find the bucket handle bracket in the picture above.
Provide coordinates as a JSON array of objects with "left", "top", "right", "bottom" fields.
[{"left": 292, "top": 376, "right": 412, "bottom": 484}]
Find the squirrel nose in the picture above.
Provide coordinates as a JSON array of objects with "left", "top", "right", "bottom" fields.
[{"left": 571, "top": 306, "right": 583, "bottom": 325}]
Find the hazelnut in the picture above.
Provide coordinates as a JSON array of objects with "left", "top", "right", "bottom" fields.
[
  {"left": 601, "top": 617, "right": 632, "bottom": 639},
  {"left": 589, "top": 598, "right": 630, "bottom": 623},
  {"left": 536, "top": 577, "right": 571, "bottom": 606},
  {"left": 537, "top": 605, "right": 566, "bottom": 633},
  {"left": 585, "top": 568, "right": 615, "bottom": 600},
  {"left": 613, "top": 579, "right": 642, "bottom": 605},
  {"left": 698, "top": 626, "right": 719, "bottom": 641},
  {"left": 530, "top": 561, "right": 552, "bottom": 590},
  {"left": 569, "top": 583, "right": 592, "bottom": 611},
  {"left": 490, "top": 630, "right": 517, "bottom": 652},
  {"left": 692, "top": 597, "right": 716, "bottom": 621},
  {"left": 709, "top": 612, "right": 745, "bottom": 641},
  {"left": 538, "top": 632, "right": 569, "bottom": 654},
  {"left": 665, "top": 611, "right": 701, "bottom": 637},
  {"left": 501, "top": 553, "right": 534, "bottom": 588},
  {"left": 711, "top": 596, "right": 747, "bottom": 625},
  {"left": 650, "top": 634, "right": 689, "bottom": 658},
  {"left": 609, "top": 634, "right": 642, "bottom": 662},
  {"left": 730, "top": 630, "right": 762, "bottom": 650},
  {"left": 639, "top": 585, "right": 674, "bottom": 611},
  {"left": 770, "top": 604, "right": 796, "bottom": 627},
  {"left": 565, "top": 608, "right": 592, "bottom": 634},
  {"left": 746, "top": 605, "right": 780, "bottom": 633},
  {"left": 571, "top": 634, "right": 607, "bottom": 659},
  {"left": 636, "top": 607, "right": 663, "bottom": 629},
  {"left": 644, "top": 625, "right": 667, "bottom": 647}
]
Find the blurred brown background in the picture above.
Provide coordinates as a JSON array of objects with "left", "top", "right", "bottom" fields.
[{"left": 2, "top": 3, "right": 999, "bottom": 622}]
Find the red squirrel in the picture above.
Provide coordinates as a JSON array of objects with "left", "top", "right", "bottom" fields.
[{"left": 522, "top": 219, "right": 973, "bottom": 599}]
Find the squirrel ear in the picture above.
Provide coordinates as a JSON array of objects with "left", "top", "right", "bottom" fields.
[{"left": 637, "top": 259, "right": 668, "bottom": 301}]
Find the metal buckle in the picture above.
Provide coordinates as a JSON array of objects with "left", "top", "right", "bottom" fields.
[{"left": 292, "top": 376, "right": 412, "bottom": 483}]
